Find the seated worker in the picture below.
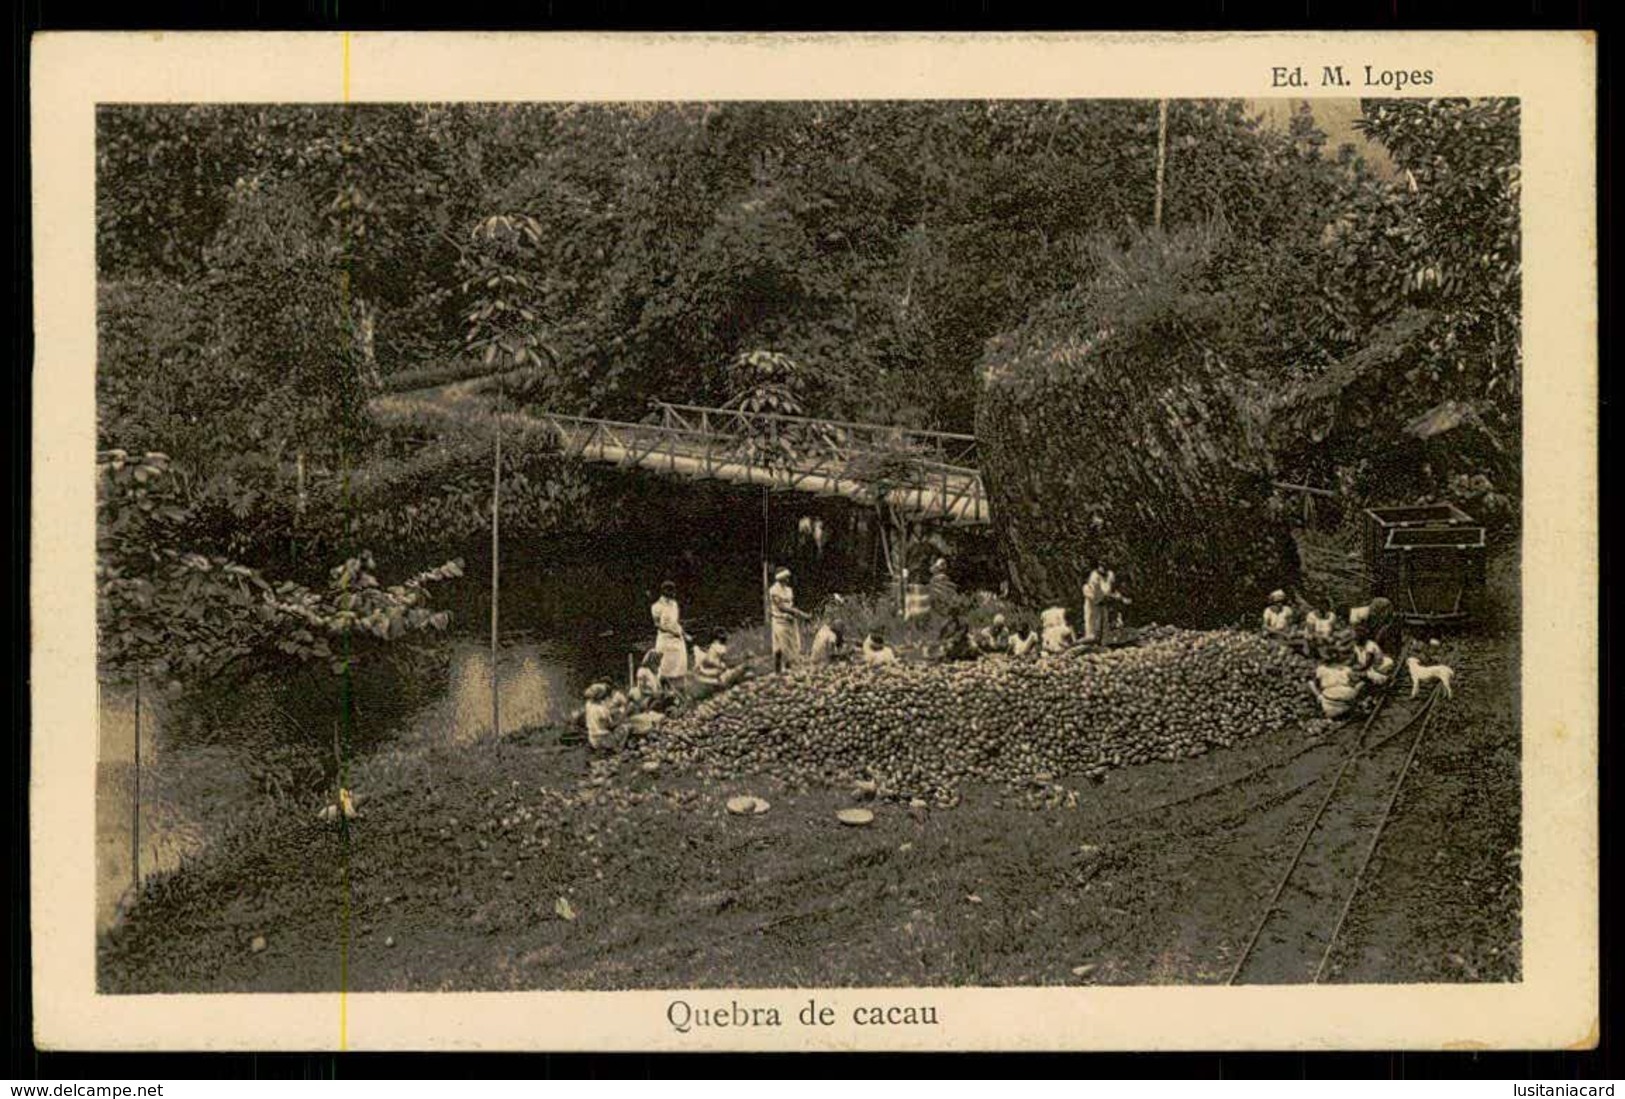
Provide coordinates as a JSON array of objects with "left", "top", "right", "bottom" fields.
[
  {"left": 629, "top": 650, "right": 666, "bottom": 710},
  {"left": 1301, "top": 599, "right": 1337, "bottom": 657},
  {"left": 1367, "top": 596, "right": 1399, "bottom": 653},
  {"left": 1262, "top": 590, "right": 1296, "bottom": 636},
  {"left": 861, "top": 629, "right": 899, "bottom": 667},
  {"left": 1353, "top": 635, "right": 1396, "bottom": 687},
  {"left": 809, "top": 620, "right": 849, "bottom": 665},
  {"left": 608, "top": 688, "right": 631, "bottom": 723},
  {"left": 975, "top": 613, "right": 1011, "bottom": 654},
  {"left": 559, "top": 703, "right": 588, "bottom": 746},
  {"left": 692, "top": 630, "right": 749, "bottom": 700},
  {"left": 1347, "top": 596, "right": 1396, "bottom": 648},
  {"left": 937, "top": 615, "right": 979, "bottom": 663},
  {"left": 605, "top": 685, "right": 663, "bottom": 739},
  {"left": 1309, "top": 662, "right": 1363, "bottom": 720},
  {"left": 583, "top": 683, "right": 626, "bottom": 751},
  {"left": 1009, "top": 620, "right": 1041, "bottom": 657},
  {"left": 1040, "top": 606, "right": 1077, "bottom": 654}
]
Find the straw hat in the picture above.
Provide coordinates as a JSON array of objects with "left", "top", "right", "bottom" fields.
[
  {"left": 584, "top": 682, "right": 610, "bottom": 701},
  {"left": 775, "top": 567, "right": 792, "bottom": 581},
  {"left": 1269, "top": 590, "right": 1287, "bottom": 604}
]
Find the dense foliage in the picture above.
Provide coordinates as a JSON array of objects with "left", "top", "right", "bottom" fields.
[
  {"left": 98, "top": 100, "right": 1411, "bottom": 436},
  {"left": 1281, "top": 100, "right": 1521, "bottom": 498},
  {"left": 97, "top": 450, "right": 462, "bottom": 686}
]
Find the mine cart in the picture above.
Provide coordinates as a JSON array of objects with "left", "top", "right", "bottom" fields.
[{"left": 1362, "top": 503, "right": 1488, "bottom": 625}]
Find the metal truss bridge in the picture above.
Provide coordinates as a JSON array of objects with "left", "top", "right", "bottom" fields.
[{"left": 373, "top": 377, "right": 989, "bottom": 526}]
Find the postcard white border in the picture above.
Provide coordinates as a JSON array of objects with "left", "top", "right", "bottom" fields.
[{"left": 31, "top": 30, "right": 1598, "bottom": 1051}]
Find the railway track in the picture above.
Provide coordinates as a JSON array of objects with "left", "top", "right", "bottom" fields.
[
  {"left": 1225, "top": 683, "right": 1442, "bottom": 985},
  {"left": 677, "top": 639, "right": 1446, "bottom": 983},
  {"left": 1086, "top": 643, "right": 1418, "bottom": 846}
]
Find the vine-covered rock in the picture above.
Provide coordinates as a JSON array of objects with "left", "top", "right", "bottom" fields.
[{"left": 975, "top": 232, "right": 1300, "bottom": 627}]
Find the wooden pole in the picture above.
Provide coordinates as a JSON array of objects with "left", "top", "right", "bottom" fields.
[
  {"left": 131, "top": 677, "right": 141, "bottom": 897},
  {"left": 490, "top": 380, "right": 502, "bottom": 740},
  {"left": 762, "top": 486, "right": 772, "bottom": 638},
  {"left": 293, "top": 449, "right": 307, "bottom": 561},
  {"left": 1154, "top": 99, "right": 1169, "bottom": 230},
  {"left": 899, "top": 517, "right": 910, "bottom": 615}
]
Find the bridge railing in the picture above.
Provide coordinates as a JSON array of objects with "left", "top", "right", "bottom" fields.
[
  {"left": 531, "top": 408, "right": 987, "bottom": 523},
  {"left": 534, "top": 408, "right": 980, "bottom": 478},
  {"left": 651, "top": 401, "right": 979, "bottom": 469}
]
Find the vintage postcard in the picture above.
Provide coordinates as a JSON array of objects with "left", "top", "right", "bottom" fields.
[{"left": 31, "top": 31, "right": 1597, "bottom": 1051}]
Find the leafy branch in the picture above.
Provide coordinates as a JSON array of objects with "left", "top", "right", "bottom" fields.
[{"left": 98, "top": 448, "right": 462, "bottom": 687}]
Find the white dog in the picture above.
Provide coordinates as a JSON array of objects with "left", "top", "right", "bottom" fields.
[{"left": 1406, "top": 656, "right": 1455, "bottom": 699}]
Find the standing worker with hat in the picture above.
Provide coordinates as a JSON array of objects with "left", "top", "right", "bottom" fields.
[
  {"left": 1082, "top": 561, "right": 1107, "bottom": 644},
  {"left": 651, "top": 580, "right": 690, "bottom": 692},
  {"left": 769, "top": 567, "right": 810, "bottom": 673}
]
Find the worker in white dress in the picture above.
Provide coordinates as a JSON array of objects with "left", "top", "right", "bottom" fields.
[
  {"left": 650, "top": 580, "right": 689, "bottom": 689},
  {"left": 769, "top": 567, "right": 810, "bottom": 672}
]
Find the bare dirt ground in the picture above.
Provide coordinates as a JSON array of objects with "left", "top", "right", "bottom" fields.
[{"left": 100, "top": 617, "right": 1519, "bottom": 992}]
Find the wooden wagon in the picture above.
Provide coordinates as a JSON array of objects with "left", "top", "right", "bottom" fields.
[{"left": 1362, "top": 503, "right": 1488, "bottom": 626}]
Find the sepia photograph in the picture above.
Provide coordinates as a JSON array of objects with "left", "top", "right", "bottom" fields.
[
  {"left": 92, "top": 92, "right": 1523, "bottom": 994},
  {"left": 30, "top": 30, "right": 1596, "bottom": 1052}
]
